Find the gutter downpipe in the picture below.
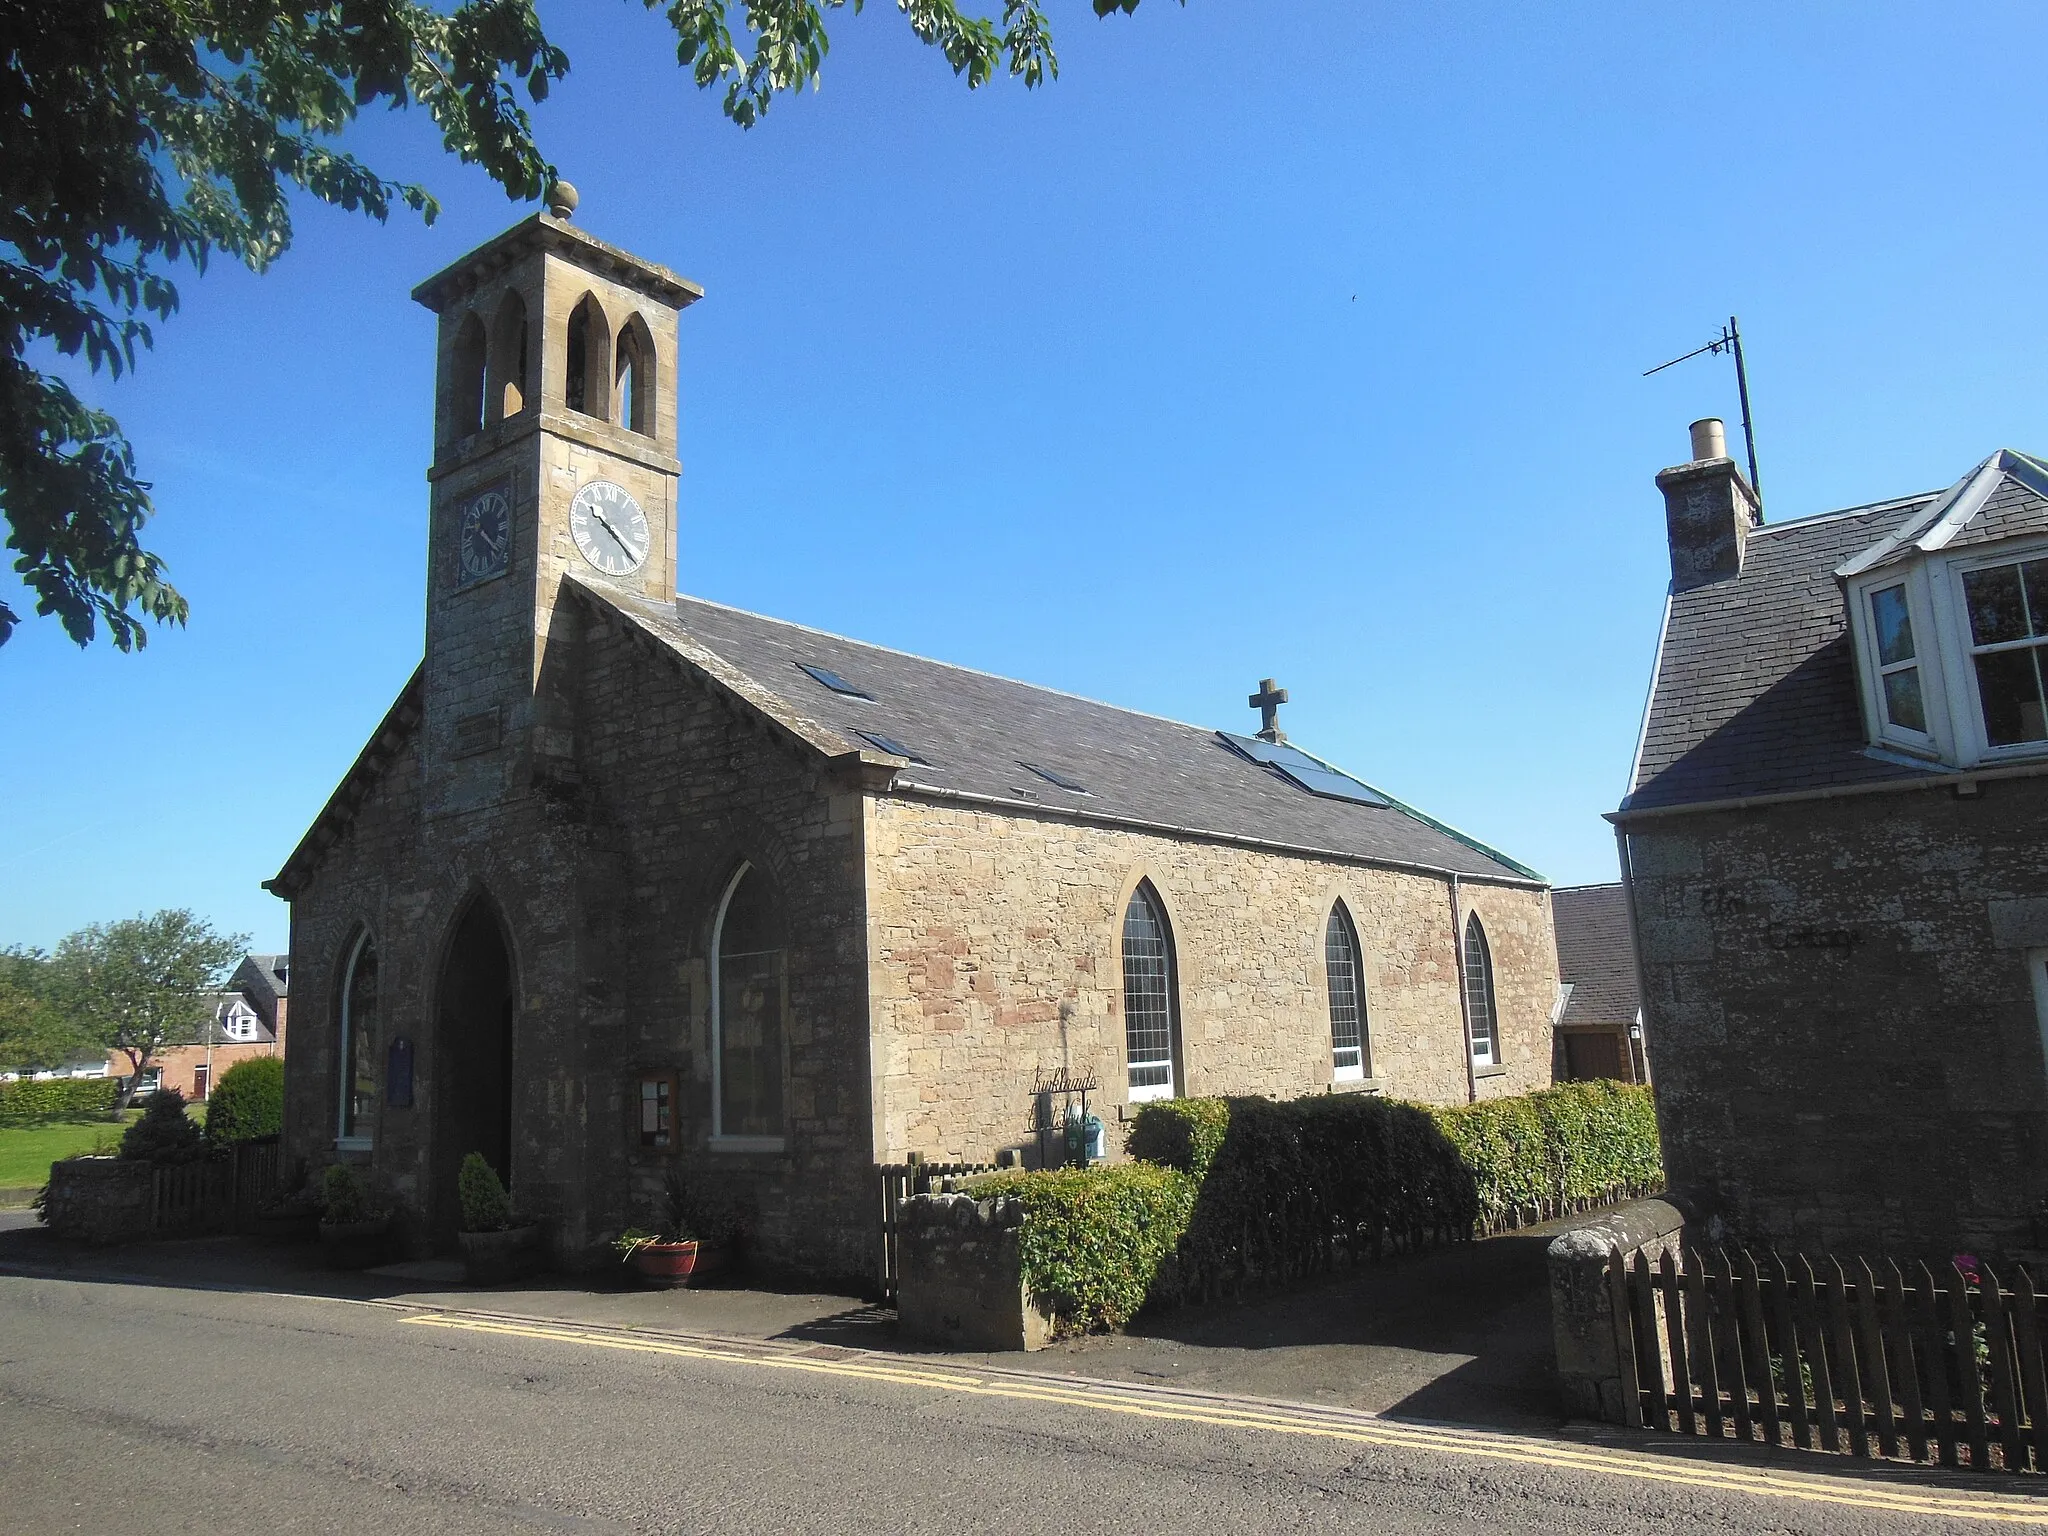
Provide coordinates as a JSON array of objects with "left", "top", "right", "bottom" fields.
[
  {"left": 1612, "top": 822, "right": 1657, "bottom": 1091},
  {"left": 1450, "top": 872, "right": 1477, "bottom": 1103}
]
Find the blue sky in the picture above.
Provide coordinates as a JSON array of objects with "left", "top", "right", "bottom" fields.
[{"left": 6, "top": 1, "right": 2046, "bottom": 954}]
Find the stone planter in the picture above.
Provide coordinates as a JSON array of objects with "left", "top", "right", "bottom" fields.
[
  {"left": 627, "top": 1239, "right": 700, "bottom": 1288},
  {"left": 251, "top": 1206, "right": 321, "bottom": 1243},
  {"left": 459, "top": 1224, "right": 544, "bottom": 1285},
  {"left": 319, "top": 1215, "right": 391, "bottom": 1270}
]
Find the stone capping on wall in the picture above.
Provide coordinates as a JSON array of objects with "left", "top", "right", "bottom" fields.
[
  {"left": 896, "top": 1191, "right": 1053, "bottom": 1353},
  {"left": 1546, "top": 1197, "right": 1688, "bottom": 1422}
]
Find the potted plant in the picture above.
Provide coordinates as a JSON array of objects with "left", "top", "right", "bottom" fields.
[
  {"left": 614, "top": 1175, "right": 699, "bottom": 1288},
  {"left": 251, "top": 1173, "right": 323, "bottom": 1242},
  {"left": 456, "top": 1152, "right": 543, "bottom": 1284},
  {"left": 317, "top": 1164, "right": 390, "bottom": 1269}
]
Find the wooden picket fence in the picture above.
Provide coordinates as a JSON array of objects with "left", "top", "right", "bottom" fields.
[
  {"left": 1615, "top": 1247, "right": 2048, "bottom": 1472},
  {"left": 876, "top": 1155, "right": 998, "bottom": 1301},
  {"left": 148, "top": 1137, "right": 286, "bottom": 1235}
]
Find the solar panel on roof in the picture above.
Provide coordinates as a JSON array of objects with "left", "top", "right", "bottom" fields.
[
  {"left": 796, "top": 661, "right": 873, "bottom": 699},
  {"left": 1216, "top": 731, "right": 1390, "bottom": 806},
  {"left": 1021, "top": 762, "right": 1089, "bottom": 794},
  {"left": 859, "top": 730, "right": 930, "bottom": 765}
]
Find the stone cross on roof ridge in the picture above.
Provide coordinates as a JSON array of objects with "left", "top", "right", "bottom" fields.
[{"left": 1250, "top": 677, "right": 1289, "bottom": 743}]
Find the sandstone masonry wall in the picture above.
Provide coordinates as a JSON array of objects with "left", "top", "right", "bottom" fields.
[
  {"left": 1626, "top": 775, "right": 2048, "bottom": 1263},
  {"left": 864, "top": 795, "right": 1556, "bottom": 1163}
]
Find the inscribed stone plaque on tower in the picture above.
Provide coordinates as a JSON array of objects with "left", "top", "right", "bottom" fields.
[{"left": 450, "top": 708, "right": 501, "bottom": 759}]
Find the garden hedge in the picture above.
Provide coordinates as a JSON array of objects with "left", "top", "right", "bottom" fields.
[
  {"left": 977, "top": 1079, "right": 1661, "bottom": 1335},
  {"left": 204, "top": 1056, "right": 285, "bottom": 1145},
  {"left": 0, "top": 1077, "right": 119, "bottom": 1127}
]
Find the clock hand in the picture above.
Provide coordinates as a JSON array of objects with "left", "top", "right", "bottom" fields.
[{"left": 592, "top": 510, "right": 637, "bottom": 557}]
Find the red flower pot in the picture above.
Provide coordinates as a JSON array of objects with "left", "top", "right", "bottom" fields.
[{"left": 628, "top": 1239, "right": 699, "bottom": 1288}]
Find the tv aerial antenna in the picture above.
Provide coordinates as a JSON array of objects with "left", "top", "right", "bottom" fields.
[{"left": 1645, "top": 316, "right": 1761, "bottom": 512}]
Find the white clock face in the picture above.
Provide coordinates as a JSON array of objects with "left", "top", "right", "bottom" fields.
[{"left": 569, "top": 480, "right": 650, "bottom": 578}]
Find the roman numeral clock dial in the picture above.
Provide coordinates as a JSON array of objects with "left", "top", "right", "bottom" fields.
[
  {"left": 569, "top": 480, "right": 651, "bottom": 579},
  {"left": 456, "top": 484, "right": 511, "bottom": 587}
]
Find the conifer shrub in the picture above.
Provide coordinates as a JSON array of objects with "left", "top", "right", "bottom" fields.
[
  {"left": 321, "top": 1163, "right": 374, "bottom": 1225},
  {"left": 0, "top": 1077, "right": 118, "bottom": 1126},
  {"left": 118, "top": 1088, "right": 211, "bottom": 1164},
  {"left": 203, "top": 1056, "right": 284, "bottom": 1145},
  {"left": 457, "top": 1152, "right": 514, "bottom": 1232},
  {"left": 977, "top": 1080, "right": 1661, "bottom": 1336}
]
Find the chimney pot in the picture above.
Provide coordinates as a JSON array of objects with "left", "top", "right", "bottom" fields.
[{"left": 1689, "top": 417, "right": 1728, "bottom": 462}]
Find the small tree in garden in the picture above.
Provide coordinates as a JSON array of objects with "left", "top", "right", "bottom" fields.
[
  {"left": 118, "top": 1088, "right": 209, "bottom": 1164},
  {"left": 49, "top": 910, "right": 246, "bottom": 1109},
  {"left": 0, "top": 946, "right": 92, "bottom": 1076},
  {"left": 204, "top": 1056, "right": 284, "bottom": 1145}
]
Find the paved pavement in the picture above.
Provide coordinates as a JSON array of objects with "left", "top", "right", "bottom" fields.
[
  {"left": 4, "top": 1267, "right": 2043, "bottom": 1534},
  {"left": 2, "top": 1215, "right": 2045, "bottom": 1532}
]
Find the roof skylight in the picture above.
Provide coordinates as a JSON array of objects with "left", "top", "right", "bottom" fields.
[
  {"left": 859, "top": 730, "right": 930, "bottom": 765},
  {"left": 796, "top": 662, "right": 873, "bottom": 700},
  {"left": 1217, "top": 732, "right": 1390, "bottom": 807},
  {"left": 1021, "top": 762, "right": 1090, "bottom": 794}
]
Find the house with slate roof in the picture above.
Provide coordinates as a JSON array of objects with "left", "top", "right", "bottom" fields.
[
  {"left": 1617, "top": 420, "right": 2048, "bottom": 1262},
  {"left": 1551, "top": 884, "right": 1645, "bottom": 1084},
  {"left": 266, "top": 206, "right": 1560, "bottom": 1279}
]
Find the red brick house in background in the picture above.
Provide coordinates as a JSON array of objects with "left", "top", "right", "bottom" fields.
[
  {"left": 1550, "top": 883, "right": 1646, "bottom": 1083},
  {"left": 1617, "top": 422, "right": 2048, "bottom": 1262},
  {"left": 115, "top": 955, "right": 289, "bottom": 1100}
]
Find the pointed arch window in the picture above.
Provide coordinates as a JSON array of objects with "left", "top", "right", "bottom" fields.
[
  {"left": 1463, "top": 913, "right": 1499, "bottom": 1068},
  {"left": 1122, "top": 881, "right": 1179, "bottom": 1102},
  {"left": 712, "top": 863, "right": 787, "bottom": 1147},
  {"left": 486, "top": 291, "right": 529, "bottom": 423},
  {"left": 448, "top": 314, "right": 487, "bottom": 442},
  {"left": 614, "top": 315, "right": 656, "bottom": 436},
  {"left": 338, "top": 932, "right": 379, "bottom": 1147},
  {"left": 1325, "top": 902, "right": 1369, "bottom": 1082},
  {"left": 564, "top": 295, "right": 612, "bottom": 421}
]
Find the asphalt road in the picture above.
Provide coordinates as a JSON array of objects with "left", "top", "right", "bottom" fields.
[{"left": 2, "top": 1273, "right": 2042, "bottom": 1535}]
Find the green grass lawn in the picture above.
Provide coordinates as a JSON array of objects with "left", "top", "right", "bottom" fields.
[{"left": 0, "top": 1110, "right": 146, "bottom": 1190}]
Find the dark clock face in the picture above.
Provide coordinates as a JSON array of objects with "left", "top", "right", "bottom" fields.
[{"left": 457, "top": 484, "right": 511, "bottom": 587}]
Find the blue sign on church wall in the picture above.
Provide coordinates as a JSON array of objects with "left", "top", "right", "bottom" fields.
[{"left": 387, "top": 1037, "right": 415, "bottom": 1108}]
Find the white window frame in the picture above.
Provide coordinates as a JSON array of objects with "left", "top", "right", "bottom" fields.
[
  {"left": 1463, "top": 915, "right": 1500, "bottom": 1070},
  {"left": 1846, "top": 564, "right": 1947, "bottom": 759},
  {"left": 1939, "top": 541, "right": 2048, "bottom": 767},
  {"left": 335, "top": 930, "right": 374, "bottom": 1153},
  {"left": 709, "top": 861, "right": 788, "bottom": 1154},
  {"left": 1121, "top": 883, "right": 1180, "bottom": 1104},
  {"left": 1325, "top": 902, "right": 1368, "bottom": 1084}
]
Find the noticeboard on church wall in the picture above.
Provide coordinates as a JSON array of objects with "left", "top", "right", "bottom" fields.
[
  {"left": 634, "top": 1069, "right": 678, "bottom": 1153},
  {"left": 386, "top": 1038, "right": 415, "bottom": 1108}
]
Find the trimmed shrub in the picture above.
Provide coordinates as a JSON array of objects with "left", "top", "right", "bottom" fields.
[
  {"left": 0, "top": 1077, "right": 118, "bottom": 1127},
  {"left": 322, "top": 1163, "right": 374, "bottom": 1224},
  {"left": 204, "top": 1056, "right": 284, "bottom": 1145},
  {"left": 118, "top": 1089, "right": 211, "bottom": 1164},
  {"left": 972, "top": 1163, "right": 1197, "bottom": 1334},
  {"left": 989, "top": 1080, "right": 1662, "bottom": 1335},
  {"left": 458, "top": 1152, "right": 513, "bottom": 1232}
]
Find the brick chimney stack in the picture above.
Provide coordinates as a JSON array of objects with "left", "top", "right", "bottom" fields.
[{"left": 1655, "top": 417, "right": 1760, "bottom": 591}]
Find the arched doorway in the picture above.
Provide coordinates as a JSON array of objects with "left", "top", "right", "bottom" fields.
[{"left": 432, "top": 897, "right": 516, "bottom": 1242}]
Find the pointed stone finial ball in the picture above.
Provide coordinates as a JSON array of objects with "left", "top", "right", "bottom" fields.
[{"left": 547, "top": 179, "right": 579, "bottom": 220}]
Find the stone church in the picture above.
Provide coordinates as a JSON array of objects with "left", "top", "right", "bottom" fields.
[{"left": 269, "top": 200, "right": 1562, "bottom": 1281}]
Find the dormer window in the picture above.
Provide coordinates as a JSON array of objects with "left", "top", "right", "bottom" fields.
[
  {"left": 1869, "top": 582, "right": 1927, "bottom": 734},
  {"left": 1960, "top": 555, "right": 2048, "bottom": 747}
]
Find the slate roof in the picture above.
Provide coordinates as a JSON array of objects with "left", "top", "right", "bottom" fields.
[
  {"left": 1625, "top": 449, "right": 2048, "bottom": 815},
  {"left": 1551, "top": 883, "right": 1639, "bottom": 1029},
  {"left": 590, "top": 582, "right": 1542, "bottom": 883}
]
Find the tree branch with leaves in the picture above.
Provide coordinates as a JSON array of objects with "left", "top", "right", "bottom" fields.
[{"left": 0, "top": 0, "right": 1153, "bottom": 652}]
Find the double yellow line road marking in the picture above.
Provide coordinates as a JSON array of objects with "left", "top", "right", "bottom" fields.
[{"left": 402, "top": 1310, "right": 2048, "bottom": 1525}]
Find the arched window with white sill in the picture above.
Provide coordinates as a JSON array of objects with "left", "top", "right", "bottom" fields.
[
  {"left": 1326, "top": 901, "right": 1369, "bottom": 1082},
  {"left": 337, "top": 931, "right": 379, "bottom": 1146},
  {"left": 1122, "top": 881, "right": 1180, "bottom": 1102},
  {"left": 712, "top": 863, "right": 787, "bottom": 1145},
  {"left": 1463, "top": 913, "right": 1499, "bottom": 1068}
]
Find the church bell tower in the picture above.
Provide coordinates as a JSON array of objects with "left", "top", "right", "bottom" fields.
[{"left": 409, "top": 184, "right": 702, "bottom": 812}]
